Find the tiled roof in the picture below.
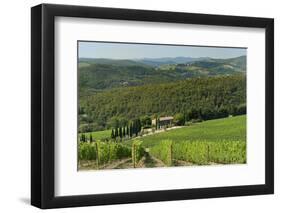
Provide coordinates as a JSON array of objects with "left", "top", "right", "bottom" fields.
[{"left": 159, "top": 116, "right": 174, "bottom": 121}]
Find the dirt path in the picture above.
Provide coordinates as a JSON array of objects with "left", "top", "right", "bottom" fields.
[
  {"left": 148, "top": 156, "right": 166, "bottom": 167},
  {"left": 102, "top": 158, "right": 132, "bottom": 169},
  {"left": 112, "top": 153, "right": 167, "bottom": 169},
  {"left": 136, "top": 126, "right": 185, "bottom": 139},
  {"left": 173, "top": 159, "right": 194, "bottom": 166},
  {"left": 139, "top": 152, "right": 166, "bottom": 168}
]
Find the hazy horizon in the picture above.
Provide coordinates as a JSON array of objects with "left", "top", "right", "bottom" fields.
[{"left": 78, "top": 41, "right": 247, "bottom": 60}]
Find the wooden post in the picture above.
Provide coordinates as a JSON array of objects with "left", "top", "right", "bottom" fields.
[
  {"left": 170, "top": 143, "right": 173, "bottom": 166},
  {"left": 207, "top": 144, "right": 210, "bottom": 163},
  {"left": 133, "top": 144, "right": 136, "bottom": 168},
  {"left": 108, "top": 143, "right": 111, "bottom": 163},
  {"left": 95, "top": 142, "right": 99, "bottom": 169}
]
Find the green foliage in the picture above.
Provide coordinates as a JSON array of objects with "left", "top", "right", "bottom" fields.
[
  {"left": 79, "top": 75, "right": 246, "bottom": 132},
  {"left": 150, "top": 140, "right": 173, "bottom": 166},
  {"left": 173, "top": 140, "right": 246, "bottom": 164},
  {"left": 79, "top": 56, "right": 246, "bottom": 93},
  {"left": 79, "top": 116, "right": 246, "bottom": 169},
  {"left": 128, "top": 115, "right": 246, "bottom": 148},
  {"left": 234, "top": 103, "right": 247, "bottom": 116},
  {"left": 79, "top": 62, "right": 163, "bottom": 93},
  {"left": 78, "top": 142, "right": 97, "bottom": 160},
  {"left": 96, "top": 141, "right": 131, "bottom": 165},
  {"left": 140, "top": 115, "right": 152, "bottom": 128},
  {"left": 119, "top": 127, "right": 123, "bottom": 139},
  {"left": 80, "top": 133, "right": 87, "bottom": 142},
  {"left": 81, "top": 130, "right": 111, "bottom": 142},
  {"left": 173, "top": 113, "right": 185, "bottom": 126},
  {"left": 111, "top": 129, "right": 115, "bottom": 139},
  {"left": 131, "top": 140, "right": 145, "bottom": 168},
  {"left": 79, "top": 123, "right": 94, "bottom": 133},
  {"left": 78, "top": 141, "right": 131, "bottom": 167}
]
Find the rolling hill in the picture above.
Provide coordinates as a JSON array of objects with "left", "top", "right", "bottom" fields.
[
  {"left": 79, "top": 56, "right": 246, "bottom": 94},
  {"left": 79, "top": 75, "right": 246, "bottom": 131}
]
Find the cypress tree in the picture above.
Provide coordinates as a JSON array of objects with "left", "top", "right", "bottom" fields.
[
  {"left": 155, "top": 117, "right": 160, "bottom": 130},
  {"left": 89, "top": 134, "right": 93, "bottom": 142},
  {"left": 136, "top": 119, "right": 140, "bottom": 135},
  {"left": 138, "top": 119, "right": 142, "bottom": 133},
  {"left": 133, "top": 121, "right": 137, "bottom": 136},
  {"left": 111, "top": 129, "right": 114, "bottom": 139},
  {"left": 115, "top": 127, "right": 118, "bottom": 137},
  {"left": 119, "top": 127, "right": 123, "bottom": 140},
  {"left": 126, "top": 125, "right": 129, "bottom": 137},
  {"left": 123, "top": 127, "right": 126, "bottom": 138},
  {"left": 130, "top": 123, "right": 133, "bottom": 138}
]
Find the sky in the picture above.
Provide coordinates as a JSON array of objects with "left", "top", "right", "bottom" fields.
[{"left": 78, "top": 41, "right": 246, "bottom": 59}]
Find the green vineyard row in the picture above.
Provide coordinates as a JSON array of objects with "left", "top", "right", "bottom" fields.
[{"left": 150, "top": 140, "right": 246, "bottom": 165}]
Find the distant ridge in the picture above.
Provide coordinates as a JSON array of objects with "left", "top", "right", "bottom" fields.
[
  {"left": 78, "top": 55, "right": 246, "bottom": 93},
  {"left": 79, "top": 55, "right": 246, "bottom": 67}
]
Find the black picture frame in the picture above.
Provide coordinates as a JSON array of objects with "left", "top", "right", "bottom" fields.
[{"left": 31, "top": 3, "right": 274, "bottom": 209}]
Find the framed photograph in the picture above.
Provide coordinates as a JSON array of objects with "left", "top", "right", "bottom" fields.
[{"left": 31, "top": 4, "right": 274, "bottom": 209}]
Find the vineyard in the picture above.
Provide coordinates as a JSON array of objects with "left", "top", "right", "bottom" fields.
[{"left": 78, "top": 115, "right": 246, "bottom": 170}]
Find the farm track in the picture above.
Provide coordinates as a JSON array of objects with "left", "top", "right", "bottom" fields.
[
  {"left": 147, "top": 156, "right": 166, "bottom": 167},
  {"left": 107, "top": 153, "right": 167, "bottom": 169},
  {"left": 79, "top": 154, "right": 223, "bottom": 170},
  {"left": 102, "top": 158, "right": 131, "bottom": 169}
]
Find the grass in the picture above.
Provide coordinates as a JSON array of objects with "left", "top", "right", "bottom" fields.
[
  {"left": 127, "top": 115, "right": 246, "bottom": 148},
  {"left": 82, "top": 115, "right": 246, "bottom": 147},
  {"left": 79, "top": 115, "right": 246, "bottom": 168},
  {"left": 82, "top": 129, "right": 112, "bottom": 141},
  {"left": 173, "top": 140, "right": 246, "bottom": 164}
]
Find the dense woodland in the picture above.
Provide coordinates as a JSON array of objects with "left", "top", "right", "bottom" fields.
[{"left": 79, "top": 74, "right": 246, "bottom": 132}]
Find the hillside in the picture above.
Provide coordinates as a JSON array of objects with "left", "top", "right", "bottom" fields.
[
  {"left": 79, "top": 55, "right": 246, "bottom": 94},
  {"left": 79, "top": 75, "right": 246, "bottom": 131},
  {"left": 87, "top": 115, "right": 246, "bottom": 146},
  {"left": 79, "top": 115, "right": 246, "bottom": 169},
  {"left": 137, "top": 56, "right": 210, "bottom": 67},
  {"left": 131, "top": 115, "right": 246, "bottom": 148}
]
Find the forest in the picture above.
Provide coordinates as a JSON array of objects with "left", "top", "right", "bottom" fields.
[{"left": 79, "top": 74, "right": 246, "bottom": 132}]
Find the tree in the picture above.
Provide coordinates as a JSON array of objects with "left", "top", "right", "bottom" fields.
[
  {"left": 80, "top": 134, "right": 84, "bottom": 142},
  {"left": 122, "top": 127, "right": 126, "bottom": 138},
  {"left": 108, "top": 116, "right": 119, "bottom": 129},
  {"left": 89, "top": 134, "right": 93, "bottom": 142},
  {"left": 218, "top": 105, "right": 229, "bottom": 118},
  {"left": 119, "top": 127, "right": 123, "bottom": 140},
  {"left": 140, "top": 116, "right": 152, "bottom": 128},
  {"left": 156, "top": 118, "right": 160, "bottom": 130},
  {"left": 137, "top": 118, "right": 142, "bottom": 133},
  {"left": 174, "top": 113, "right": 185, "bottom": 126},
  {"left": 235, "top": 103, "right": 246, "bottom": 115},
  {"left": 111, "top": 129, "right": 115, "bottom": 139},
  {"left": 115, "top": 127, "right": 119, "bottom": 138},
  {"left": 132, "top": 121, "right": 136, "bottom": 136},
  {"left": 119, "top": 117, "right": 128, "bottom": 127},
  {"left": 133, "top": 119, "right": 141, "bottom": 136},
  {"left": 126, "top": 125, "right": 129, "bottom": 137},
  {"left": 80, "top": 74, "right": 246, "bottom": 131},
  {"left": 129, "top": 123, "right": 133, "bottom": 138}
]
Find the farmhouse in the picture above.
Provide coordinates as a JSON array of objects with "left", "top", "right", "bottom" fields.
[{"left": 152, "top": 116, "right": 174, "bottom": 129}]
